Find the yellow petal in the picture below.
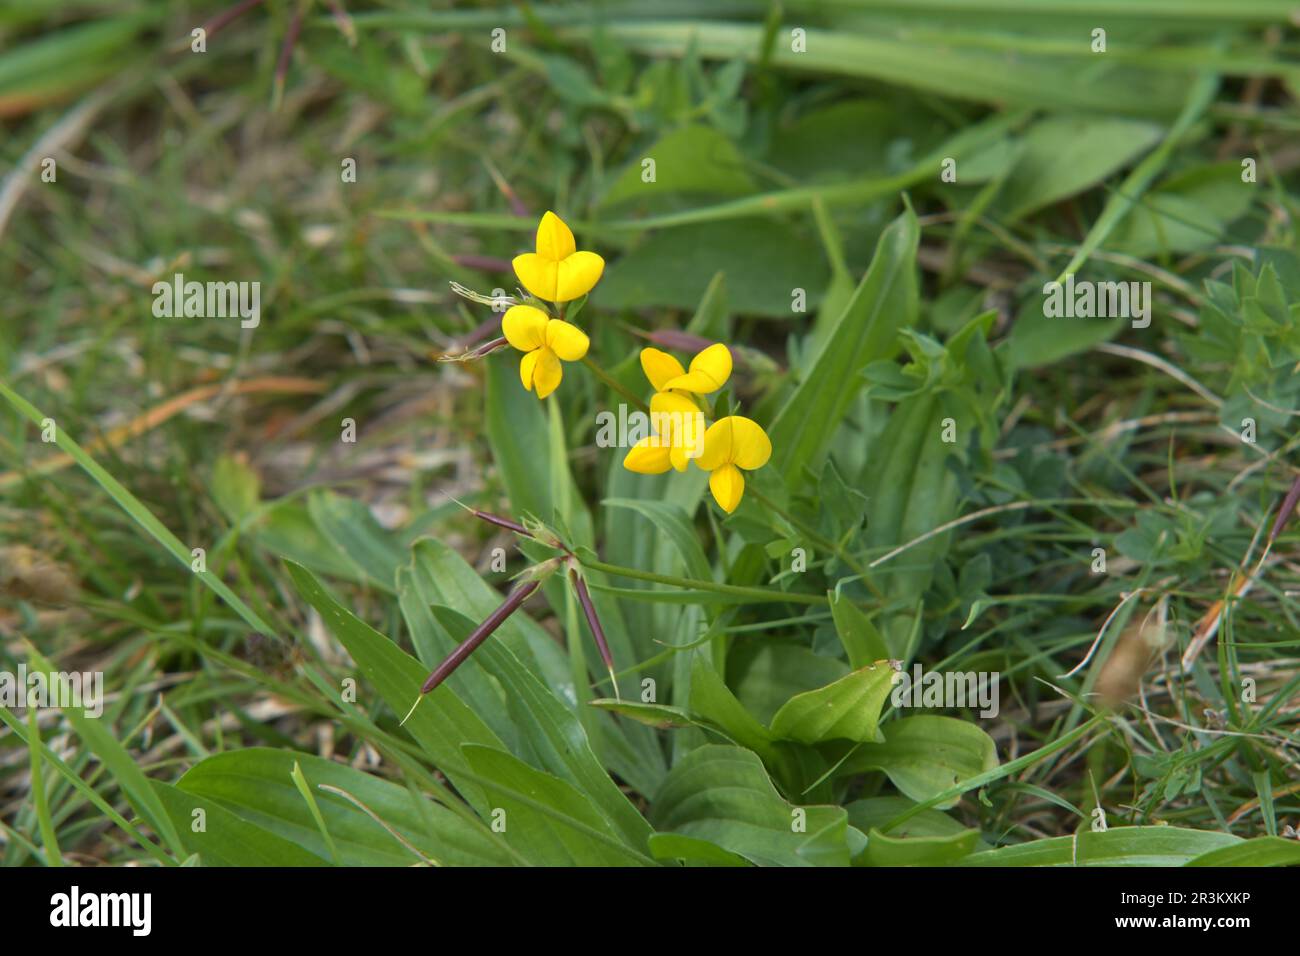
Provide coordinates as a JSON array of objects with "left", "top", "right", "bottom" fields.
[
  {"left": 728, "top": 416, "right": 773, "bottom": 470},
  {"left": 640, "top": 348, "right": 686, "bottom": 392},
  {"left": 623, "top": 437, "right": 672, "bottom": 474},
  {"left": 696, "top": 418, "right": 731, "bottom": 471},
  {"left": 535, "top": 211, "right": 576, "bottom": 262},
  {"left": 649, "top": 390, "right": 700, "bottom": 419},
  {"left": 649, "top": 391, "right": 704, "bottom": 471},
  {"left": 676, "top": 409, "right": 707, "bottom": 468},
  {"left": 662, "top": 343, "right": 732, "bottom": 393},
  {"left": 531, "top": 347, "right": 563, "bottom": 399},
  {"left": 697, "top": 415, "right": 772, "bottom": 471},
  {"left": 502, "top": 305, "right": 548, "bottom": 352},
  {"left": 512, "top": 253, "right": 559, "bottom": 301},
  {"left": 709, "top": 463, "right": 745, "bottom": 513},
  {"left": 544, "top": 319, "right": 590, "bottom": 361},
  {"left": 555, "top": 251, "right": 605, "bottom": 302},
  {"left": 519, "top": 349, "right": 540, "bottom": 392}
]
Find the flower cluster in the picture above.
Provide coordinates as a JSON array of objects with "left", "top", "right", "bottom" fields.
[
  {"left": 490, "top": 210, "right": 774, "bottom": 513},
  {"left": 416, "top": 210, "right": 778, "bottom": 707},
  {"left": 501, "top": 211, "right": 602, "bottom": 398},
  {"left": 622, "top": 343, "right": 771, "bottom": 514}
]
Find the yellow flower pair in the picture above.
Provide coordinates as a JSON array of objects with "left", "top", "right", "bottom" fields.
[
  {"left": 493, "top": 211, "right": 773, "bottom": 512},
  {"left": 501, "top": 211, "right": 603, "bottom": 399},
  {"left": 624, "top": 343, "right": 771, "bottom": 513}
]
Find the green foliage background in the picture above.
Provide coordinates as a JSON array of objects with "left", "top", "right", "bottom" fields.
[{"left": 2, "top": 1, "right": 1299, "bottom": 867}]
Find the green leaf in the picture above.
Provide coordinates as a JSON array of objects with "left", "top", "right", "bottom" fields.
[
  {"left": 1003, "top": 296, "right": 1124, "bottom": 370},
  {"left": 588, "top": 699, "right": 697, "bottom": 729},
  {"left": 461, "top": 745, "right": 652, "bottom": 866},
  {"left": 846, "top": 796, "right": 973, "bottom": 840},
  {"left": 850, "top": 716, "right": 999, "bottom": 808},
  {"left": 769, "top": 206, "right": 919, "bottom": 487},
  {"left": 211, "top": 454, "right": 260, "bottom": 524},
  {"left": 602, "top": 498, "right": 712, "bottom": 582},
  {"left": 861, "top": 323, "right": 1005, "bottom": 657},
  {"left": 767, "top": 100, "right": 943, "bottom": 184},
  {"left": 598, "top": 22, "right": 1190, "bottom": 116},
  {"left": 961, "top": 826, "right": 1241, "bottom": 867},
  {"left": 428, "top": 603, "right": 655, "bottom": 851},
  {"left": 150, "top": 782, "right": 329, "bottom": 867},
  {"left": 1185, "top": 836, "right": 1300, "bottom": 867},
  {"left": 601, "top": 124, "right": 756, "bottom": 207},
  {"left": 396, "top": 562, "right": 520, "bottom": 751},
  {"left": 768, "top": 662, "right": 895, "bottom": 745},
  {"left": 308, "top": 489, "right": 406, "bottom": 591},
  {"left": 860, "top": 826, "right": 981, "bottom": 867},
  {"left": 589, "top": 583, "right": 773, "bottom": 605},
  {"left": 175, "top": 748, "right": 514, "bottom": 867},
  {"left": 728, "top": 642, "right": 849, "bottom": 726},
  {"left": 647, "top": 833, "right": 749, "bottom": 866},
  {"left": 1057, "top": 69, "right": 1220, "bottom": 278},
  {"left": 688, "top": 655, "right": 778, "bottom": 760},
  {"left": 686, "top": 269, "right": 729, "bottom": 338},
  {"left": 539, "top": 52, "right": 609, "bottom": 108},
  {"left": 993, "top": 115, "right": 1163, "bottom": 220},
  {"left": 829, "top": 591, "right": 890, "bottom": 669},
  {"left": 597, "top": 219, "right": 829, "bottom": 319},
  {"left": 818, "top": 459, "right": 869, "bottom": 540},
  {"left": 650, "top": 745, "right": 851, "bottom": 867},
  {"left": 1108, "top": 160, "right": 1255, "bottom": 257},
  {"left": 0, "top": 708, "right": 171, "bottom": 866},
  {"left": 284, "top": 560, "right": 506, "bottom": 813},
  {"left": 253, "top": 501, "right": 362, "bottom": 582}
]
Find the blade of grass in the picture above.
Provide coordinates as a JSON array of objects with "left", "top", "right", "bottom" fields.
[
  {"left": 0, "top": 707, "right": 174, "bottom": 866},
  {"left": 1056, "top": 65, "right": 1220, "bottom": 279},
  {"left": 23, "top": 643, "right": 187, "bottom": 859},
  {"left": 291, "top": 761, "right": 344, "bottom": 866},
  {"left": 27, "top": 708, "right": 62, "bottom": 867},
  {"left": 0, "top": 378, "right": 277, "bottom": 635}
]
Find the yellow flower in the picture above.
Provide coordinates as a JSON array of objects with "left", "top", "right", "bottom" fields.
[
  {"left": 640, "top": 343, "right": 732, "bottom": 396},
  {"left": 623, "top": 391, "right": 706, "bottom": 474},
  {"left": 695, "top": 416, "right": 772, "bottom": 513},
  {"left": 512, "top": 211, "right": 605, "bottom": 303},
  {"left": 502, "top": 304, "right": 589, "bottom": 399}
]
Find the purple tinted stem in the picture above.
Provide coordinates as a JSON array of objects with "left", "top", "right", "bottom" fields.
[
  {"left": 472, "top": 510, "right": 531, "bottom": 537},
  {"left": 646, "top": 329, "right": 716, "bottom": 355},
  {"left": 273, "top": 2, "right": 306, "bottom": 93},
  {"left": 570, "top": 570, "right": 615, "bottom": 674},
  {"left": 462, "top": 334, "right": 509, "bottom": 360},
  {"left": 1269, "top": 474, "right": 1300, "bottom": 544},
  {"left": 204, "top": 0, "right": 264, "bottom": 37},
  {"left": 457, "top": 317, "right": 501, "bottom": 350},
  {"left": 420, "top": 580, "right": 540, "bottom": 694},
  {"left": 452, "top": 254, "right": 513, "bottom": 273},
  {"left": 468, "top": 508, "right": 572, "bottom": 555}
]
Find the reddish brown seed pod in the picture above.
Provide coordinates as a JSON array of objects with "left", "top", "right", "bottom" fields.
[
  {"left": 419, "top": 579, "right": 541, "bottom": 695},
  {"left": 569, "top": 568, "right": 617, "bottom": 697}
]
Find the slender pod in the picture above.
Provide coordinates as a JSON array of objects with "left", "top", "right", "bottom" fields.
[
  {"left": 570, "top": 568, "right": 618, "bottom": 698},
  {"left": 419, "top": 579, "right": 540, "bottom": 695}
]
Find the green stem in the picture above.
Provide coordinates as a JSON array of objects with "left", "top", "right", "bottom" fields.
[
  {"left": 582, "top": 357, "right": 649, "bottom": 413},
  {"left": 579, "top": 557, "right": 827, "bottom": 606}
]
